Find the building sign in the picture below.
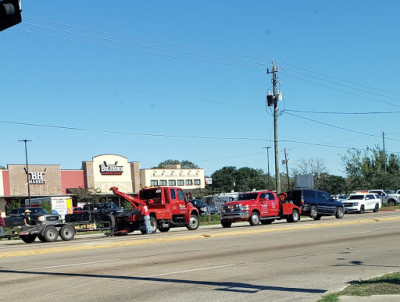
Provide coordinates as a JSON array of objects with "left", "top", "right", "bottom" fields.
[
  {"left": 99, "top": 161, "right": 124, "bottom": 175},
  {"left": 28, "top": 169, "right": 47, "bottom": 184}
]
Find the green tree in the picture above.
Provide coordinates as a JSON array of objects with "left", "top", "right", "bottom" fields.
[
  {"left": 316, "top": 173, "right": 348, "bottom": 195},
  {"left": 154, "top": 159, "right": 199, "bottom": 169},
  {"left": 211, "top": 166, "right": 267, "bottom": 192},
  {"left": 69, "top": 187, "right": 102, "bottom": 204},
  {"left": 341, "top": 146, "right": 400, "bottom": 191}
]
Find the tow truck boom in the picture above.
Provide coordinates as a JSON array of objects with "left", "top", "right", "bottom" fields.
[{"left": 109, "top": 186, "right": 144, "bottom": 208}]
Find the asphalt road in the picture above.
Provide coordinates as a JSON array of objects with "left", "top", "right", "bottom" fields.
[{"left": 1, "top": 211, "right": 399, "bottom": 302}]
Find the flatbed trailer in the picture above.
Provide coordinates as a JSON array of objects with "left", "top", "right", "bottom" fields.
[{"left": 1, "top": 213, "right": 115, "bottom": 243}]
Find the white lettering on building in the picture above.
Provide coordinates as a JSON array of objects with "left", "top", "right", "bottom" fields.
[
  {"left": 100, "top": 161, "right": 124, "bottom": 175},
  {"left": 28, "top": 169, "right": 47, "bottom": 184}
]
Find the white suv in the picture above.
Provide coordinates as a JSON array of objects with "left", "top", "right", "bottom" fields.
[{"left": 343, "top": 193, "right": 381, "bottom": 214}]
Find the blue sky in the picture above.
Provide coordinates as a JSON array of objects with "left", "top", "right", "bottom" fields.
[{"left": 1, "top": 0, "right": 400, "bottom": 177}]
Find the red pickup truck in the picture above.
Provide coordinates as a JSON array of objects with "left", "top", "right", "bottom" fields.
[{"left": 220, "top": 190, "right": 301, "bottom": 228}]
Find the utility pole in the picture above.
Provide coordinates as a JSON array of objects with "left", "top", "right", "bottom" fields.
[
  {"left": 19, "top": 139, "right": 31, "bottom": 206},
  {"left": 263, "top": 147, "right": 271, "bottom": 189},
  {"left": 283, "top": 148, "right": 290, "bottom": 190},
  {"left": 383, "top": 132, "right": 386, "bottom": 190},
  {"left": 383, "top": 132, "right": 387, "bottom": 173},
  {"left": 267, "top": 61, "right": 281, "bottom": 193}
]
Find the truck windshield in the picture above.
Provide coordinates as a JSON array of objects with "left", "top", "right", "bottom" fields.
[{"left": 238, "top": 193, "right": 258, "bottom": 200}]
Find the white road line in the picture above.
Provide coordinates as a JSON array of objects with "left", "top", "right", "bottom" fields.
[
  {"left": 18, "top": 259, "right": 122, "bottom": 272},
  {"left": 143, "top": 264, "right": 236, "bottom": 278}
]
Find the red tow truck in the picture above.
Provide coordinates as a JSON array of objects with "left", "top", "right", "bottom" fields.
[
  {"left": 219, "top": 190, "right": 301, "bottom": 228},
  {"left": 110, "top": 186, "right": 200, "bottom": 234}
]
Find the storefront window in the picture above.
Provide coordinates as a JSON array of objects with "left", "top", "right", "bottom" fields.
[
  {"left": 169, "top": 180, "right": 176, "bottom": 186},
  {"left": 160, "top": 180, "right": 167, "bottom": 186},
  {"left": 151, "top": 180, "right": 158, "bottom": 186},
  {"left": 177, "top": 180, "right": 184, "bottom": 186},
  {"left": 194, "top": 179, "right": 201, "bottom": 185},
  {"left": 186, "top": 179, "right": 193, "bottom": 186}
]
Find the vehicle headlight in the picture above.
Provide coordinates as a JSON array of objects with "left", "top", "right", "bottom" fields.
[
  {"left": 353, "top": 202, "right": 359, "bottom": 206},
  {"left": 38, "top": 216, "right": 46, "bottom": 222},
  {"left": 200, "top": 207, "right": 207, "bottom": 211},
  {"left": 240, "top": 205, "right": 249, "bottom": 211}
]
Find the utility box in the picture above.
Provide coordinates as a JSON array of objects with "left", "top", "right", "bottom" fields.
[{"left": 294, "top": 174, "right": 314, "bottom": 189}]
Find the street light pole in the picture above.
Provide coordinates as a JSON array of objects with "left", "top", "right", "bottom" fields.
[{"left": 19, "top": 139, "right": 32, "bottom": 207}]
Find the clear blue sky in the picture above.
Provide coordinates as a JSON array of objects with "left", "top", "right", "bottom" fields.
[{"left": 1, "top": 0, "right": 400, "bottom": 177}]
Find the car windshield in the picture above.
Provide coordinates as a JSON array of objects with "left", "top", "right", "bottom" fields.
[
  {"left": 238, "top": 193, "right": 258, "bottom": 200},
  {"left": 385, "top": 190, "right": 394, "bottom": 194},
  {"left": 30, "top": 208, "right": 49, "bottom": 214},
  {"left": 348, "top": 195, "right": 364, "bottom": 200}
]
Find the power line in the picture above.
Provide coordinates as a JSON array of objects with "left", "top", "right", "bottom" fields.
[
  {"left": 284, "top": 111, "right": 400, "bottom": 142},
  {"left": 283, "top": 73, "right": 400, "bottom": 107},
  {"left": 284, "top": 109, "right": 400, "bottom": 115}
]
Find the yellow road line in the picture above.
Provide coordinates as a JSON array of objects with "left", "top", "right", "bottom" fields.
[{"left": 1, "top": 215, "right": 399, "bottom": 258}]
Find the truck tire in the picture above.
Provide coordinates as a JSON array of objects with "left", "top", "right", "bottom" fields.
[
  {"left": 310, "top": 205, "right": 319, "bottom": 220},
  {"left": 388, "top": 200, "right": 396, "bottom": 206},
  {"left": 249, "top": 211, "right": 260, "bottom": 226},
  {"left": 20, "top": 234, "right": 36, "bottom": 243},
  {"left": 221, "top": 221, "right": 232, "bottom": 228},
  {"left": 38, "top": 235, "right": 47, "bottom": 242},
  {"left": 359, "top": 205, "right": 365, "bottom": 214},
  {"left": 60, "top": 225, "right": 75, "bottom": 241},
  {"left": 373, "top": 203, "right": 379, "bottom": 212},
  {"left": 287, "top": 209, "right": 300, "bottom": 223},
  {"left": 43, "top": 226, "right": 59, "bottom": 242},
  {"left": 186, "top": 214, "right": 200, "bottom": 230},
  {"left": 158, "top": 221, "right": 171, "bottom": 232},
  {"left": 335, "top": 206, "right": 344, "bottom": 219}
]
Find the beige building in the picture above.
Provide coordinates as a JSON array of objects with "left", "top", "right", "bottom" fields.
[
  {"left": 140, "top": 165, "right": 205, "bottom": 190},
  {"left": 83, "top": 154, "right": 141, "bottom": 194}
]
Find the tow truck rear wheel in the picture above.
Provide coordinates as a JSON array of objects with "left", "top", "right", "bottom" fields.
[
  {"left": 20, "top": 234, "right": 36, "bottom": 243},
  {"left": 287, "top": 209, "right": 300, "bottom": 223},
  {"left": 60, "top": 225, "right": 75, "bottom": 241},
  {"left": 249, "top": 211, "right": 260, "bottom": 226},
  {"left": 158, "top": 221, "right": 171, "bottom": 232},
  {"left": 186, "top": 214, "right": 200, "bottom": 230},
  {"left": 140, "top": 216, "right": 158, "bottom": 234},
  {"left": 38, "top": 235, "right": 47, "bottom": 242},
  {"left": 221, "top": 221, "right": 232, "bottom": 228},
  {"left": 43, "top": 226, "right": 59, "bottom": 242}
]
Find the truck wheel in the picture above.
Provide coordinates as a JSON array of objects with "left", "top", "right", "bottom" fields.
[
  {"left": 38, "top": 235, "right": 47, "bottom": 242},
  {"left": 335, "top": 207, "right": 344, "bottom": 219},
  {"left": 388, "top": 200, "right": 396, "bottom": 206},
  {"left": 249, "top": 211, "right": 260, "bottom": 226},
  {"left": 373, "top": 203, "right": 379, "bottom": 212},
  {"left": 60, "top": 225, "right": 75, "bottom": 241},
  {"left": 43, "top": 226, "right": 59, "bottom": 242},
  {"left": 158, "top": 226, "right": 170, "bottom": 232},
  {"left": 359, "top": 205, "right": 365, "bottom": 214},
  {"left": 310, "top": 205, "right": 319, "bottom": 219},
  {"left": 221, "top": 221, "right": 232, "bottom": 228},
  {"left": 186, "top": 215, "right": 200, "bottom": 230},
  {"left": 20, "top": 234, "right": 36, "bottom": 243},
  {"left": 287, "top": 209, "right": 300, "bottom": 223}
]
